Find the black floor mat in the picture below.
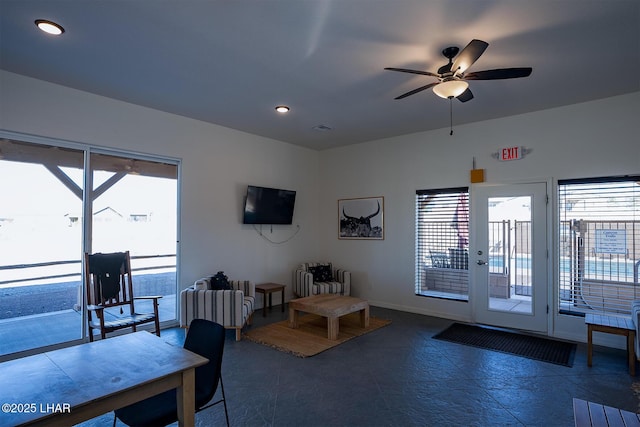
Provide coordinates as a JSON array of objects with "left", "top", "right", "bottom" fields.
[{"left": 433, "top": 322, "right": 577, "bottom": 367}]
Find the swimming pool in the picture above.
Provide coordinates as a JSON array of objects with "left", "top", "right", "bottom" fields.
[{"left": 489, "top": 254, "right": 638, "bottom": 282}]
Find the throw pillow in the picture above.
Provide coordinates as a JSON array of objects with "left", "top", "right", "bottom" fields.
[
  {"left": 308, "top": 266, "right": 321, "bottom": 280},
  {"left": 318, "top": 264, "right": 333, "bottom": 281},
  {"left": 210, "top": 271, "right": 231, "bottom": 290},
  {"left": 310, "top": 264, "right": 332, "bottom": 282}
]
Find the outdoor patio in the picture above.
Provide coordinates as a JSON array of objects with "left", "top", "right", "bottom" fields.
[
  {"left": 0, "top": 294, "right": 176, "bottom": 358},
  {"left": 0, "top": 270, "right": 177, "bottom": 359}
]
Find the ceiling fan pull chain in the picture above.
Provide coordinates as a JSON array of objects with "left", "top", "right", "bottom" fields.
[{"left": 450, "top": 97, "right": 454, "bottom": 136}]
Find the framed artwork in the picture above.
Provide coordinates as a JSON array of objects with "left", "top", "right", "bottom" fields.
[{"left": 338, "top": 196, "right": 384, "bottom": 240}]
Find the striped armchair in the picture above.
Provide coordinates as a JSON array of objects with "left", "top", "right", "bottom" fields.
[
  {"left": 632, "top": 300, "right": 640, "bottom": 361},
  {"left": 180, "top": 277, "right": 255, "bottom": 341},
  {"left": 293, "top": 262, "right": 351, "bottom": 298}
]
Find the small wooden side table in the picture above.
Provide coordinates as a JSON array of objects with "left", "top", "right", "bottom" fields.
[
  {"left": 585, "top": 313, "right": 636, "bottom": 375},
  {"left": 255, "top": 283, "right": 286, "bottom": 317}
]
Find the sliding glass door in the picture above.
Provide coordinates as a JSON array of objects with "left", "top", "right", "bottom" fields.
[
  {"left": 89, "top": 152, "right": 178, "bottom": 327},
  {"left": 0, "top": 137, "right": 179, "bottom": 358},
  {"left": 0, "top": 139, "right": 85, "bottom": 356}
]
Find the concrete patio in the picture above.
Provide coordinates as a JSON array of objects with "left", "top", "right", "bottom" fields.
[{"left": 0, "top": 294, "right": 176, "bottom": 358}]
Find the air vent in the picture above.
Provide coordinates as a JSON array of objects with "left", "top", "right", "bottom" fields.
[{"left": 312, "top": 124, "right": 333, "bottom": 132}]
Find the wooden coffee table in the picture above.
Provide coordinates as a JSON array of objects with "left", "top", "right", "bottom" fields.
[{"left": 288, "top": 294, "right": 369, "bottom": 340}]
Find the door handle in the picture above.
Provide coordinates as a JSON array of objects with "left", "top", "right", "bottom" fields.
[{"left": 477, "top": 260, "right": 487, "bottom": 265}]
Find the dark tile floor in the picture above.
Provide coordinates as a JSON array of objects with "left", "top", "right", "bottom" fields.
[{"left": 79, "top": 306, "right": 638, "bottom": 427}]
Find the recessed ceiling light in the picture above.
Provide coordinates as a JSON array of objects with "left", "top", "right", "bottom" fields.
[
  {"left": 275, "top": 105, "right": 290, "bottom": 113},
  {"left": 35, "top": 19, "right": 65, "bottom": 35}
]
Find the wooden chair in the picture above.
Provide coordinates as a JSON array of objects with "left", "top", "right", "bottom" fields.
[{"left": 84, "top": 251, "right": 161, "bottom": 341}]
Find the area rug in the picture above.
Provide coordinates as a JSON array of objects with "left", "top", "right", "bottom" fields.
[
  {"left": 433, "top": 322, "right": 577, "bottom": 367},
  {"left": 244, "top": 312, "right": 391, "bottom": 358}
]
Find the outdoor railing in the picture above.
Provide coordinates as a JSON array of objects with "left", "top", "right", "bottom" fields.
[
  {"left": 0, "top": 255, "right": 176, "bottom": 321},
  {"left": 0, "top": 254, "right": 176, "bottom": 286}
]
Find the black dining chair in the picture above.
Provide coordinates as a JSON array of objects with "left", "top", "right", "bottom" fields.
[{"left": 114, "top": 319, "right": 230, "bottom": 427}]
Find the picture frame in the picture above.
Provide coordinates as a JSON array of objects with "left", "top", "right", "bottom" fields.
[{"left": 338, "top": 196, "right": 384, "bottom": 240}]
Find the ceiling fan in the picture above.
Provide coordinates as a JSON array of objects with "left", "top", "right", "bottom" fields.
[{"left": 385, "top": 39, "right": 532, "bottom": 102}]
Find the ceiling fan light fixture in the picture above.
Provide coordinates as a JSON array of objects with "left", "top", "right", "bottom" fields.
[
  {"left": 432, "top": 80, "right": 469, "bottom": 99},
  {"left": 35, "top": 19, "right": 65, "bottom": 35}
]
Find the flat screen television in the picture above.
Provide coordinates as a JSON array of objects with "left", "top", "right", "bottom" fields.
[{"left": 242, "top": 185, "right": 296, "bottom": 225}]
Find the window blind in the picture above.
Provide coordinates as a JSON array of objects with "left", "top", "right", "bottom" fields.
[
  {"left": 558, "top": 176, "right": 640, "bottom": 316},
  {"left": 415, "top": 187, "right": 469, "bottom": 299}
]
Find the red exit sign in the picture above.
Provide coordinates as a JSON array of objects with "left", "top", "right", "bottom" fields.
[{"left": 494, "top": 146, "right": 530, "bottom": 161}]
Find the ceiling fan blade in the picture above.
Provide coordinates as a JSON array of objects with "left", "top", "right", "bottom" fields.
[
  {"left": 384, "top": 67, "right": 439, "bottom": 78},
  {"left": 451, "top": 39, "right": 488, "bottom": 75},
  {"left": 457, "top": 88, "right": 474, "bottom": 103},
  {"left": 465, "top": 67, "right": 532, "bottom": 80},
  {"left": 394, "top": 82, "right": 439, "bottom": 100}
]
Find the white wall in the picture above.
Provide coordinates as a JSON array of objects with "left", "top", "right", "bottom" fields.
[
  {"left": 319, "top": 91, "right": 640, "bottom": 342},
  {"left": 2, "top": 70, "right": 639, "bottom": 343},
  {"left": 0, "top": 71, "right": 319, "bottom": 302}
]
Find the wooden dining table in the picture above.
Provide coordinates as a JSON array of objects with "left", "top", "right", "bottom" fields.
[{"left": 0, "top": 331, "right": 208, "bottom": 427}]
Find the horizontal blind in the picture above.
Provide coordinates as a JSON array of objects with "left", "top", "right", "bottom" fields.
[
  {"left": 558, "top": 176, "right": 640, "bottom": 316},
  {"left": 415, "top": 187, "right": 469, "bottom": 298}
]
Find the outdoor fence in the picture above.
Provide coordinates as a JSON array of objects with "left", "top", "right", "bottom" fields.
[{"left": 559, "top": 219, "right": 639, "bottom": 316}]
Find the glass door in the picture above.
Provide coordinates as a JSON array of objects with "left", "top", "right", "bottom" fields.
[
  {"left": 472, "top": 182, "right": 548, "bottom": 332},
  {"left": 0, "top": 139, "right": 85, "bottom": 357},
  {"left": 88, "top": 152, "right": 178, "bottom": 328}
]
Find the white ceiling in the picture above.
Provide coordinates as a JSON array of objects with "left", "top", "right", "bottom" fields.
[{"left": 1, "top": 0, "right": 639, "bottom": 150}]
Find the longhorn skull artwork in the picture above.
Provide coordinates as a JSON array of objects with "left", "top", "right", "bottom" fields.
[{"left": 340, "top": 199, "right": 383, "bottom": 239}]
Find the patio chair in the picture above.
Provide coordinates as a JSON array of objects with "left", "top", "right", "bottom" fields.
[
  {"left": 84, "top": 251, "right": 161, "bottom": 341},
  {"left": 114, "top": 319, "right": 229, "bottom": 427},
  {"left": 429, "top": 250, "right": 450, "bottom": 268}
]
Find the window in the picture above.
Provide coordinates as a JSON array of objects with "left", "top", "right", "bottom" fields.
[
  {"left": 558, "top": 176, "right": 640, "bottom": 316},
  {"left": 415, "top": 187, "right": 469, "bottom": 300}
]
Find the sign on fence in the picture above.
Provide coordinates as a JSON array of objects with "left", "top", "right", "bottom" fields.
[{"left": 595, "top": 229, "right": 627, "bottom": 254}]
